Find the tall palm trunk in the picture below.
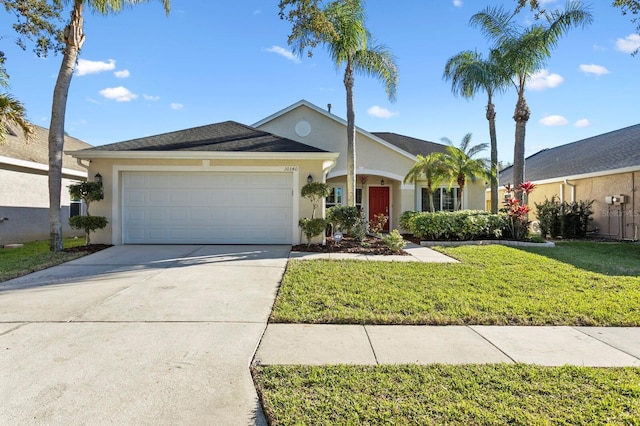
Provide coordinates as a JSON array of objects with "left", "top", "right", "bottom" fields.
[
  {"left": 456, "top": 175, "right": 465, "bottom": 210},
  {"left": 486, "top": 92, "right": 498, "bottom": 213},
  {"left": 512, "top": 84, "right": 530, "bottom": 200},
  {"left": 344, "top": 59, "right": 356, "bottom": 207},
  {"left": 48, "top": 0, "right": 85, "bottom": 251}
]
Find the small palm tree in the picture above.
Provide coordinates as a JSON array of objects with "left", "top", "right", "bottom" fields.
[
  {"left": 0, "top": 94, "right": 34, "bottom": 143},
  {"left": 443, "top": 49, "right": 509, "bottom": 213},
  {"left": 470, "top": 2, "right": 592, "bottom": 193},
  {"left": 304, "top": 0, "right": 398, "bottom": 207},
  {"left": 404, "top": 153, "right": 447, "bottom": 212},
  {"left": 440, "top": 133, "right": 488, "bottom": 211},
  {"left": 0, "top": 54, "right": 33, "bottom": 143}
]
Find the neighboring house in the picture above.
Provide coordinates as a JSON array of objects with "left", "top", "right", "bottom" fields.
[
  {"left": 255, "top": 100, "right": 486, "bottom": 232},
  {"left": 496, "top": 124, "right": 640, "bottom": 241},
  {"left": 69, "top": 100, "right": 486, "bottom": 246},
  {"left": 0, "top": 124, "right": 91, "bottom": 245}
]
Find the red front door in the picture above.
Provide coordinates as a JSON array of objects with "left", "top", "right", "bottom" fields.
[{"left": 369, "top": 186, "right": 390, "bottom": 232}]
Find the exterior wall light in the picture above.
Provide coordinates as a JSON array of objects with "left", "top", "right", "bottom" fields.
[
  {"left": 94, "top": 173, "right": 103, "bottom": 186},
  {"left": 307, "top": 174, "right": 313, "bottom": 184},
  {"left": 380, "top": 178, "right": 385, "bottom": 186}
]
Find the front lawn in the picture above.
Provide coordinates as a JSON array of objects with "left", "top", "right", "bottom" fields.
[
  {"left": 271, "top": 243, "right": 640, "bottom": 326},
  {"left": 0, "top": 238, "right": 88, "bottom": 283},
  {"left": 253, "top": 364, "right": 640, "bottom": 425}
]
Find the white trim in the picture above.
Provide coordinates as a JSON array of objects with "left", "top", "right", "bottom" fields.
[
  {"left": 253, "top": 100, "right": 417, "bottom": 162},
  {"left": 499, "top": 165, "right": 640, "bottom": 188},
  {"left": 111, "top": 165, "right": 300, "bottom": 245},
  {"left": 0, "top": 155, "right": 87, "bottom": 179},
  {"left": 328, "top": 168, "right": 407, "bottom": 186},
  {"left": 70, "top": 149, "right": 338, "bottom": 161}
]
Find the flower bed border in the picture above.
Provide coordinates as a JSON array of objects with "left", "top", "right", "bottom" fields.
[{"left": 420, "top": 240, "right": 555, "bottom": 248}]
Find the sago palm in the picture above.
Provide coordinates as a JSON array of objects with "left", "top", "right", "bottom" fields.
[
  {"left": 440, "top": 133, "right": 488, "bottom": 211},
  {"left": 316, "top": 0, "right": 398, "bottom": 206},
  {"left": 48, "top": 0, "right": 170, "bottom": 251},
  {"left": 404, "top": 153, "right": 446, "bottom": 213},
  {"left": 443, "top": 49, "right": 508, "bottom": 213},
  {"left": 470, "top": 1, "right": 592, "bottom": 193}
]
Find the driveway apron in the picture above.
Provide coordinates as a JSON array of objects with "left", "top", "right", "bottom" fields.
[{"left": 0, "top": 245, "right": 289, "bottom": 425}]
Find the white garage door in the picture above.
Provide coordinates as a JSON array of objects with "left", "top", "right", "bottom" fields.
[{"left": 122, "top": 171, "right": 293, "bottom": 244}]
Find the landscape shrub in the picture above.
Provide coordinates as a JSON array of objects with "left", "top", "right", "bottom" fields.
[
  {"left": 382, "top": 229, "right": 406, "bottom": 252},
  {"left": 299, "top": 218, "right": 326, "bottom": 246},
  {"left": 368, "top": 213, "right": 388, "bottom": 236},
  {"left": 402, "top": 210, "right": 506, "bottom": 241},
  {"left": 535, "top": 197, "right": 594, "bottom": 239},
  {"left": 326, "top": 206, "right": 360, "bottom": 234},
  {"left": 399, "top": 210, "right": 419, "bottom": 232}
]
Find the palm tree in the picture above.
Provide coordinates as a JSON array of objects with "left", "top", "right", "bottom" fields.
[
  {"left": 48, "top": 0, "right": 170, "bottom": 251},
  {"left": 404, "top": 153, "right": 447, "bottom": 212},
  {"left": 299, "top": 0, "right": 397, "bottom": 206},
  {"left": 443, "top": 49, "right": 508, "bottom": 213},
  {"left": 440, "top": 133, "right": 488, "bottom": 211},
  {"left": 0, "top": 54, "right": 33, "bottom": 143},
  {"left": 470, "top": 2, "right": 592, "bottom": 195}
]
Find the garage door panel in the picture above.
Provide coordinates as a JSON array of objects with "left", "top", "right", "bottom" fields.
[{"left": 122, "top": 171, "right": 293, "bottom": 244}]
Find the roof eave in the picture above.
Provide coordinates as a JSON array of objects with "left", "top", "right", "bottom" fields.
[{"left": 67, "top": 150, "right": 339, "bottom": 161}]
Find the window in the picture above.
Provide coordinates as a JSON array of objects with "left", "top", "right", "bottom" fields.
[
  {"left": 422, "top": 188, "right": 458, "bottom": 212},
  {"left": 327, "top": 186, "right": 342, "bottom": 208},
  {"left": 356, "top": 188, "right": 362, "bottom": 211},
  {"left": 70, "top": 194, "right": 82, "bottom": 218}
]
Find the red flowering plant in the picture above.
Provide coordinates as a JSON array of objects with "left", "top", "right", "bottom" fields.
[{"left": 503, "top": 181, "right": 536, "bottom": 240}]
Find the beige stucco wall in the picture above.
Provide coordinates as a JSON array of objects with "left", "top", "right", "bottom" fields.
[
  {"left": 490, "top": 170, "right": 640, "bottom": 240},
  {"left": 0, "top": 166, "right": 84, "bottom": 244},
  {"left": 86, "top": 157, "right": 333, "bottom": 245}
]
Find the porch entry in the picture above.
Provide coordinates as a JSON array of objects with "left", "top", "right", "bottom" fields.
[{"left": 369, "top": 186, "right": 390, "bottom": 232}]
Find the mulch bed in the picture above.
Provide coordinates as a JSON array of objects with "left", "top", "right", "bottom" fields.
[
  {"left": 292, "top": 236, "right": 410, "bottom": 256},
  {"left": 63, "top": 244, "right": 113, "bottom": 254}
]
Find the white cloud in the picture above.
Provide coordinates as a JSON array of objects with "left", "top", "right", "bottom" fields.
[
  {"left": 539, "top": 115, "right": 568, "bottom": 127},
  {"left": 170, "top": 103, "right": 184, "bottom": 110},
  {"left": 265, "top": 46, "right": 300, "bottom": 63},
  {"left": 367, "top": 105, "right": 399, "bottom": 119},
  {"left": 114, "top": 69, "right": 130, "bottom": 78},
  {"left": 526, "top": 70, "right": 563, "bottom": 90},
  {"left": 99, "top": 86, "right": 138, "bottom": 102},
  {"left": 574, "top": 118, "right": 591, "bottom": 128},
  {"left": 579, "top": 64, "right": 609, "bottom": 76},
  {"left": 616, "top": 33, "right": 640, "bottom": 53},
  {"left": 76, "top": 59, "right": 116, "bottom": 76},
  {"left": 143, "top": 94, "right": 160, "bottom": 101},
  {"left": 539, "top": 0, "right": 558, "bottom": 4},
  {"left": 453, "top": 0, "right": 463, "bottom": 7}
]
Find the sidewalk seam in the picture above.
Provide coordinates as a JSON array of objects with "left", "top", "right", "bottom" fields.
[
  {"left": 468, "top": 326, "right": 518, "bottom": 364},
  {"left": 572, "top": 327, "right": 640, "bottom": 361},
  {"left": 363, "top": 325, "right": 380, "bottom": 365}
]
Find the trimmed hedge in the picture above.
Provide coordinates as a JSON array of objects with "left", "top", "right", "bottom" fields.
[{"left": 401, "top": 210, "right": 507, "bottom": 241}]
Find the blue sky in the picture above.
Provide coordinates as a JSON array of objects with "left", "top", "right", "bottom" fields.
[{"left": 2, "top": 0, "right": 639, "bottom": 163}]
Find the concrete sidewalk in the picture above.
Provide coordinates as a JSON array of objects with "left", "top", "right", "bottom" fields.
[
  {"left": 289, "top": 242, "right": 458, "bottom": 263},
  {"left": 255, "top": 324, "right": 640, "bottom": 367}
]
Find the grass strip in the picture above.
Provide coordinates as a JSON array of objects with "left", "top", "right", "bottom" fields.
[
  {"left": 253, "top": 364, "right": 640, "bottom": 425},
  {"left": 271, "top": 244, "right": 640, "bottom": 325},
  {"left": 0, "top": 238, "right": 88, "bottom": 283}
]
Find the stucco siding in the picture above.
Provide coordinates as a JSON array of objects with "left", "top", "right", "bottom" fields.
[{"left": 0, "top": 168, "right": 84, "bottom": 244}]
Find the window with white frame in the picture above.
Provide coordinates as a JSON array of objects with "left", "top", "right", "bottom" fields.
[
  {"left": 327, "top": 186, "right": 343, "bottom": 208},
  {"left": 422, "top": 187, "right": 458, "bottom": 212}
]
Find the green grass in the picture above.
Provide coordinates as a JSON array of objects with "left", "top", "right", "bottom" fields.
[
  {"left": 0, "top": 238, "right": 88, "bottom": 283},
  {"left": 253, "top": 364, "right": 640, "bottom": 425},
  {"left": 271, "top": 243, "right": 640, "bottom": 326}
]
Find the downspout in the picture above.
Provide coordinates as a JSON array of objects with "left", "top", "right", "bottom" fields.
[
  {"left": 564, "top": 179, "right": 575, "bottom": 203},
  {"left": 76, "top": 159, "right": 90, "bottom": 215}
]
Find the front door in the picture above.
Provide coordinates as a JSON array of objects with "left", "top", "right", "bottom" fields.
[{"left": 369, "top": 186, "right": 390, "bottom": 232}]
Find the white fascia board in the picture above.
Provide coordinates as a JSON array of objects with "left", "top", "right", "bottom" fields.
[
  {"left": 500, "top": 165, "right": 640, "bottom": 189},
  {"left": 67, "top": 150, "right": 339, "bottom": 161},
  {"left": 0, "top": 155, "right": 87, "bottom": 179},
  {"left": 253, "top": 99, "right": 417, "bottom": 162}
]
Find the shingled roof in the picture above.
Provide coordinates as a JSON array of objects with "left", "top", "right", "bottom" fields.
[
  {"left": 78, "top": 121, "right": 327, "bottom": 153},
  {"left": 500, "top": 124, "right": 640, "bottom": 184},
  {"left": 372, "top": 132, "right": 447, "bottom": 156},
  {"left": 1, "top": 123, "right": 92, "bottom": 172}
]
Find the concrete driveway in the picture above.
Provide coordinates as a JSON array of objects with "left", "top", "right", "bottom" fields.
[{"left": 0, "top": 244, "right": 290, "bottom": 425}]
